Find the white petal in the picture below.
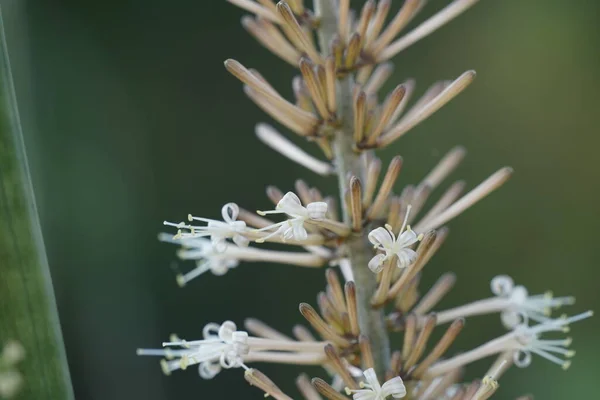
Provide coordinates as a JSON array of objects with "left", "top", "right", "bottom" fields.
[
  {"left": 233, "top": 234, "right": 250, "bottom": 248},
  {"left": 501, "top": 310, "right": 522, "bottom": 329},
  {"left": 221, "top": 203, "right": 239, "bottom": 222},
  {"left": 277, "top": 192, "right": 306, "bottom": 216},
  {"left": 212, "top": 237, "right": 228, "bottom": 253},
  {"left": 353, "top": 391, "right": 376, "bottom": 400},
  {"left": 292, "top": 220, "right": 308, "bottom": 240},
  {"left": 381, "top": 376, "right": 407, "bottom": 398},
  {"left": 306, "top": 201, "right": 328, "bottom": 220},
  {"left": 396, "top": 229, "right": 419, "bottom": 247},
  {"left": 395, "top": 249, "right": 418, "bottom": 269},
  {"left": 510, "top": 286, "right": 529, "bottom": 304},
  {"left": 368, "top": 254, "right": 387, "bottom": 273},
  {"left": 362, "top": 368, "right": 382, "bottom": 392},
  {"left": 368, "top": 227, "right": 395, "bottom": 248},
  {"left": 491, "top": 275, "right": 514, "bottom": 296},
  {"left": 218, "top": 321, "right": 237, "bottom": 340}
]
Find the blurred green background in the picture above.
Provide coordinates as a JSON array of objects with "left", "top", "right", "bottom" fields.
[{"left": 2, "top": 0, "right": 599, "bottom": 399}]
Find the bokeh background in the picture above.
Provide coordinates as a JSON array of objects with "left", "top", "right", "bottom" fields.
[{"left": 2, "top": 0, "right": 599, "bottom": 398}]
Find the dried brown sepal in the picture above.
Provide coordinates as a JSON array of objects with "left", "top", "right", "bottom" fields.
[
  {"left": 371, "top": 259, "right": 395, "bottom": 307},
  {"left": 387, "top": 230, "right": 440, "bottom": 301},
  {"left": 378, "top": 71, "right": 477, "bottom": 148},
  {"left": 358, "top": 335, "right": 375, "bottom": 370},
  {"left": 312, "top": 378, "right": 349, "bottom": 400},
  {"left": 244, "top": 86, "right": 316, "bottom": 136},
  {"left": 394, "top": 274, "right": 420, "bottom": 313},
  {"left": 276, "top": 2, "right": 323, "bottom": 64},
  {"left": 378, "top": 0, "right": 484, "bottom": 62},
  {"left": 317, "top": 292, "right": 345, "bottom": 333},
  {"left": 356, "top": 0, "right": 376, "bottom": 43},
  {"left": 369, "top": 0, "right": 421, "bottom": 54},
  {"left": 402, "top": 314, "right": 417, "bottom": 360},
  {"left": 344, "top": 281, "right": 360, "bottom": 337},
  {"left": 365, "top": 0, "right": 391, "bottom": 47},
  {"left": 404, "top": 313, "right": 437, "bottom": 371},
  {"left": 366, "top": 156, "right": 403, "bottom": 220},
  {"left": 414, "top": 167, "right": 513, "bottom": 232},
  {"left": 297, "top": 373, "right": 323, "bottom": 400},
  {"left": 344, "top": 33, "right": 362, "bottom": 70},
  {"left": 337, "top": 0, "right": 350, "bottom": 43},
  {"left": 353, "top": 90, "right": 367, "bottom": 145},
  {"left": 324, "top": 344, "right": 359, "bottom": 390},
  {"left": 245, "top": 368, "right": 293, "bottom": 400},
  {"left": 310, "top": 187, "right": 324, "bottom": 202},
  {"left": 417, "top": 180, "right": 466, "bottom": 229},
  {"left": 266, "top": 185, "right": 284, "bottom": 204},
  {"left": 364, "top": 62, "right": 394, "bottom": 95},
  {"left": 326, "top": 269, "right": 347, "bottom": 314},
  {"left": 228, "top": 0, "right": 282, "bottom": 24},
  {"left": 299, "top": 303, "right": 352, "bottom": 347},
  {"left": 242, "top": 16, "right": 300, "bottom": 66},
  {"left": 413, "top": 272, "right": 457, "bottom": 315},
  {"left": 406, "top": 184, "right": 432, "bottom": 225},
  {"left": 386, "top": 196, "right": 402, "bottom": 231},
  {"left": 225, "top": 59, "right": 318, "bottom": 128},
  {"left": 324, "top": 57, "right": 337, "bottom": 114},
  {"left": 411, "top": 318, "right": 465, "bottom": 378},
  {"left": 387, "top": 350, "right": 403, "bottom": 381},
  {"left": 295, "top": 179, "right": 313, "bottom": 205},
  {"left": 330, "top": 35, "right": 344, "bottom": 70},
  {"left": 365, "top": 84, "right": 406, "bottom": 146},
  {"left": 349, "top": 177, "right": 363, "bottom": 231},
  {"left": 362, "top": 157, "right": 381, "bottom": 208},
  {"left": 293, "top": 76, "right": 314, "bottom": 112},
  {"left": 419, "top": 367, "right": 463, "bottom": 400},
  {"left": 300, "top": 58, "right": 331, "bottom": 120},
  {"left": 324, "top": 196, "right": 339, "bottom": 221},
  {"left": 420, "top": 146, "right": 467, "bottom": 190}
]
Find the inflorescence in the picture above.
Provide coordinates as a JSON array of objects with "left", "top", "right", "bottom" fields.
[{"left": 138, "top": 1, "right": 592, "bottom": 399}]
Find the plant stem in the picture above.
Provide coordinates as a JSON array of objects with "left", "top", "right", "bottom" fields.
[
  {"left": 0, "top": 8, "right": 75, "bottom": 399},
  {"left": 315, "top": 0, "right": 391, "bottom": 377}
]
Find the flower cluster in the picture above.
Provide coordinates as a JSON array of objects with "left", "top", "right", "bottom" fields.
[{"left": 138, "top": 1, "right": 592, "bottom": 399}]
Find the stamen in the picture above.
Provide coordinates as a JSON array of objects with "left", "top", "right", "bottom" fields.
[{"left": 378, "top": 71, "right": 476, "bottom": 147}]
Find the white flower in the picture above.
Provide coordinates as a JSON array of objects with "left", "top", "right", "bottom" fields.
[
  {"left": 164, "top": 203, "right": 249, "bottom": 252},
  {"left": 137, "top": 321, "right": 249, "bottom": 379},
  {"left": 491, "top": 275, "right": 575, "bottom": 329},
  {"left": 367, "top": 224, "right": 422, "bottom": 273},
  {"left": 159, "top": 234, "right": 239, "bottom": 285},
  {"left": 256, "top": 192, "right": 327, "bottom": 242},
  {"left": 511, "top": 311, "right": 593, "bottom": 369},
  {"left": 345, "top": 368, "right": 406, "bottom": 400}
]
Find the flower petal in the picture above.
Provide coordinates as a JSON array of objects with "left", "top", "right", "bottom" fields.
[
  {"left": 395, "top": 249, "right": 417, "bottom": 269},
  {"left": 368, "top": 227, "right": 395, "bottom": 248},
  {"left": 368, "top": 254, "right": 387, "bottom": 273},
  {"left": 221, "top": 203, "right": 239, "bottom": 222},
  {"left": 277, "top": 192, "right": 306, "bottom": 216},
  {"left": 362, "top": 368, "right": 382, "bottom": 392},
  {"left": 381, "top": 376, "right": 407, "bottom": 398},
  {"left": 306, "top": 201, "right": 328, "bottom": 220},
  {"left": 491, "top": 275, "right": 514, "bottom": 296},
  {"left": 396, "top": 229, "right": 419, "bottom": 247},
  {"left": 292, "top": 220, "right": 308, "bottom": 241}
]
